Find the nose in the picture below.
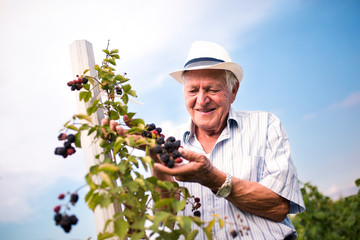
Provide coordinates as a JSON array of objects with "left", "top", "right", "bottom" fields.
[{"left": 197, "top": 90, "right": 210, "bottom": 106}]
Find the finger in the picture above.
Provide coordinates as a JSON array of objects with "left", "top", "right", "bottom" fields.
[
  {"left": 178, "top": 148, "right": 203, "bottom": 162},
  {"left": 115, "top": 125, "right": 125, "bottom": 136},
  {"left": 110, "top": 120, "right": 117, "bottom": 131},
  {"left": 101, "top": 119, "right": 109, "bottom": 126},
  {"left": 154, "top": 162, "right": 195, "bottom": 176}
]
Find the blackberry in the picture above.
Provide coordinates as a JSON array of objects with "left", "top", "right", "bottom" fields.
[
  {"left": 153, "top": 145, "right": 163, "bottom": 154},
  {"left": 54, "top": 213, "right": 62, "bottom": 225},
  {"left": 55, "top": 147, "right": 67, "bottom": 156},
  {"left": 230, "top": 229, "right": 238, "bottom": 238},
  {"left": 146, "top": 123, "right": 156, "bottom": 131},
  {"left": 193, "top": 211, "right": 201, "bottom": 217},
  {"left": 71, "top": 85, "right": 76, "bottom": 91},
  {"left": 155, "top": 127, "right": 162, "bottom": 134},
  {"left": 60, "top": 215, "right": 72, "bottom": 233},
  {"left": 156, "top": 137, "right": 165, "bottom": 145},
  {"left": 172, "top": 149, "right": 181, "bottom": 159},
  {"left": 160, "top": 153, "right": 170, "bottom": 163},
  {"left": 166, "top": 136, "right": 176, "bottom": 143},
  {"left": 64, "top": 141, "right": 72, "bottom": 149},
  {"left": 66, "top": 134, "right": 76, "bottom": 143},
  {"left": 115, "top": 87, "right": 122, "bottom": 95},
  {"left": 70, "top": 193, "right": 79, "bottom": 205},
  {"left": 164, "top": 142, "right": 175, "bottom": 152},
  {"left": 82, "top": 77, "right": 88, "bottom": 84},
  {"left": 58, "top": 133, "right": 67, "bottom": 140},
  {"left": 167, "top": 159, "right": 174, "bottom": 168},
  {"left": 174, "top": 140, "right": 181, "bottom": 149},
  {"left": 69, "top": 215, "right": 78, "bottom": 225}
]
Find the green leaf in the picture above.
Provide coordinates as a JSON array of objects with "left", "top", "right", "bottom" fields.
[
  {"left": 173, "top": 199, "right": 186, "bottom": 212},
  {"left": 121, "top": 94, "right": 129, "bottom": 104},
  {"left": 74, "top": 132, "right": 81, "bottom": 148},
  {"left": 87, "top": 76, "right": 95, "bottom": 85},
  {"left": 186, "top": 230, "right": 199, "bottom": 240},
  {"left": 83, "top": 83, "right": 90, "bottom": 90},
  {"left": 113, "top": 137, "right": 125, "bottom": 155},
  {"left": 122, "top": 84, "right": 131, "bottom": 93},
  {"left": 109, "top": 110, "right": 119, "bottom": 120},
  {"left": 75, "top": 113, "right": 92, "bottom": 123},
  {"left": 98, "top": 163, "right": 118, "bottom": 173},
  {"left": 128, "top": 90, "right": 137, "bottom": 97},
  {"left": 114, "top": 219, "right": 129, "bottom": 239},
  {"left": 79, "top": 91, "right": 92, "bottom": 102},
  {"left": 355, "top": 178, "right": 360, "bottom": 187},
  {"left": 87, "top": 99, "right": 99, "bottom": 115},
  {"left": 83, "top": 69, "right": 90, "bottom": 74}
]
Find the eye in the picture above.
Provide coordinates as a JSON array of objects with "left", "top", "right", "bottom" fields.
[{"left": 209, "top": 89, "right": 220, "bottom": 93}]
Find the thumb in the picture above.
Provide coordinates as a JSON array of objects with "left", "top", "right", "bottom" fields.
[{"left": 178, "top": 148, "right": 201, "bottom": 162}]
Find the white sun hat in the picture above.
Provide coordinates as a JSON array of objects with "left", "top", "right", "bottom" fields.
[{"left": 170, "top": 41, "right": 243, "bottom": 84}]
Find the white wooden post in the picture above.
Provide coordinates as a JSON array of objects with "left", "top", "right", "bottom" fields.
[{"left": 69, "top": 40, "right": 121, "bottom": 237}]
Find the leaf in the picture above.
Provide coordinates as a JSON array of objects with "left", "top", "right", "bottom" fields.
[
  {"left": 109, "top": 110, "right": 119, "bottom": 120},
  {"left": 83, "top": 69, "right": 90, "bottom": 74},
  {"left": 186, "top": 230, "right": 199, "bottom": 240},
  {"left": 122, "top": 84, "right": 131, "bottom": 93},
  {"left": 114, "top": 219, "right": 129, "bottom": 239},
  {"left": 66, "top": 124, "right": 79, "bottom": 131},
  {"left": 75, "top": 132, "right": 81, "bottom": 148},
  {"left": 98, "top": 172, "right": 114, "bottom": 187},
  {"left": 173, "top": 199, "right": 186, "bottom": 212},
  {"left": 83, "top": 83, "right": 90, "bottom": 90},
  {"left": 121, "top": 93, "right": 129, "bottom": 104},
  {"left": 113, "top": 137, "right": 125, "bottom": 155},
  {"left": 98, "top": 163, "right": 118, "bottom": 173},
  {"left": 87, "top": 99, "right": 99, "bottom": 115},
  {"left": 218, "top": 218, "right": 225, "bottom": 228},
  {"left": 75, "top": 113, "right": 92, "bottom": 123},
  {"left": 128, "top": 90, "right": 137, "bottom": 97},
  {"left": 355, "top": 178, "right": 360, "bottom": 187},
  {"left": 79, "top": 91, "right": 92, "bottom": 102}
]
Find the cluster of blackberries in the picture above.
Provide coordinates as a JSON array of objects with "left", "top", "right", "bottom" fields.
[
  {"left": 53, "top": 193, "right": 79, "bottom": 233},
  {"left": 142, "top": 123, "right": 164, "bottom": 139},
  {"left": 192, "top": 197, "right": 202, "bottom": 217},
  {"left": 54, "top": 133, "right": 76, "bottom": 158},
  {"left": 153, "top": 136, "right": 182, "bottom": 168},
  {"left": 67, "top": 75, "right": 88, "bottom": 91}
]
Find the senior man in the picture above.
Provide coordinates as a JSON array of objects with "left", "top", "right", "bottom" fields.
[{"left": 152, "top": 41, "right": 305, "bottom": 239}]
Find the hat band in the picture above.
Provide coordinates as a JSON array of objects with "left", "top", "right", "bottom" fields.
[{"left": 184, "top": 57, "right": 225, "bottom": 69}]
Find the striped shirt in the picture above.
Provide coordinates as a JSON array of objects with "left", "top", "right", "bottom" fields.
[{"left": 166, "top": 108, "right": 305, "bottom": 239}]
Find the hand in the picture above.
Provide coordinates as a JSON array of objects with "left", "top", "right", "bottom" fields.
[{"left": 154, "top": 148, "right": 225, "bottom": 189}]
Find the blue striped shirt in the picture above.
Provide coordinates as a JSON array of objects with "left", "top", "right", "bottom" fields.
[{"left": 166, "top": 108, "right": 305, "bottom": 239}]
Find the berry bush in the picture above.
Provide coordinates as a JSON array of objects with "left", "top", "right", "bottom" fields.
[{"left": 53, "top": 47, "right": 228, "bottom": 239}]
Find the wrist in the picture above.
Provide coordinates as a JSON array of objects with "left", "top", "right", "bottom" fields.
[{"left": 214, "top": 173, "right": 233, "bottom": 198}]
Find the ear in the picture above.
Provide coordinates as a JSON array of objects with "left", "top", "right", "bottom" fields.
[{"left": 230, "top": 81, "right": 239, "bottom": 103}]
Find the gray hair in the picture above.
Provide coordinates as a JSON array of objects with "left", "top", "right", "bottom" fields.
[{"left": 182, "top": 70, "right": 238, "bottom": 91}]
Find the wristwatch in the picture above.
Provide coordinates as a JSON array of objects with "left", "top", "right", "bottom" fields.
[{"left": 215, "top": 173, "right": 233, "bottom": 198}]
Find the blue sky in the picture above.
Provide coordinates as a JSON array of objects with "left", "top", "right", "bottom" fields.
[{"left": 0, "top": 0, "right": 359, "bottom": 239}]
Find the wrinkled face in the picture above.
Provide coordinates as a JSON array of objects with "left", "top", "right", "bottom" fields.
[{"left": 183, "top": 69, "right": 238, "bottom": 135}]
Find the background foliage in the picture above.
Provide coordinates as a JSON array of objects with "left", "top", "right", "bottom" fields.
[{"left": 292, "top": 179, "right": 360, "bottom": 239}]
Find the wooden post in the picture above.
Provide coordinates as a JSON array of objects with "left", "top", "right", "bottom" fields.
[{"left": 69, "top": 40, "right": 121, "bottom": 237}]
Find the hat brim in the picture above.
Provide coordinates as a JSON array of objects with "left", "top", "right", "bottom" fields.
[{"left": 169, "top": 62, "right": 243, "bottom": 84}]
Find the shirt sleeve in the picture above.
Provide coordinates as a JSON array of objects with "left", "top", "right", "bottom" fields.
[{"left": 259, "top": 113, "right": 306, "bottom": 214}]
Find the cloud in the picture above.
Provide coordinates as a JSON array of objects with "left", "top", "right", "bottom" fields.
[{"left": 329, "top": 92, "right": 360, "bottom": 110}]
